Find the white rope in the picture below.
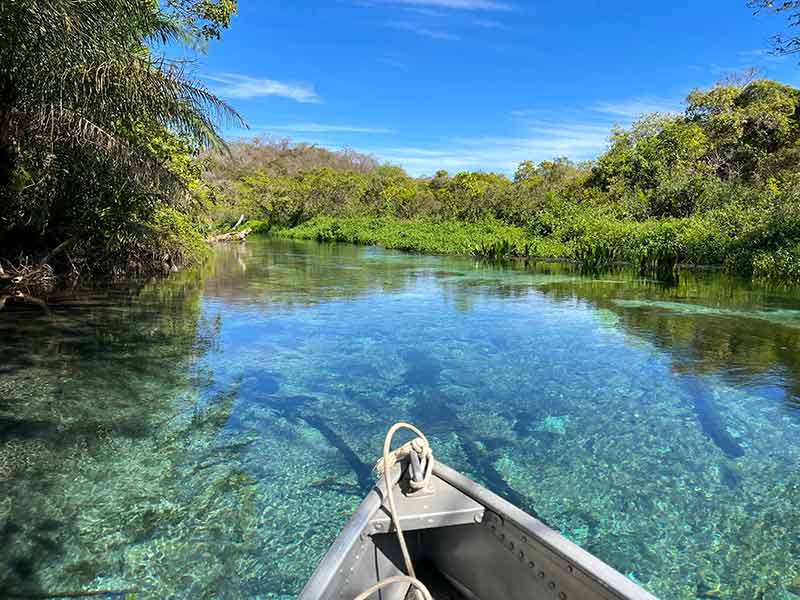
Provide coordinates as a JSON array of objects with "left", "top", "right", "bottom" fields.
[
  {"left": 380, "top": 422, "right": 433, "bottom": 578},
  {"left": 353, "top": 575, "right": 433, "bottom": 600},
  {"left": 355, "top": 422, "right": 435, "bottom": 600}
]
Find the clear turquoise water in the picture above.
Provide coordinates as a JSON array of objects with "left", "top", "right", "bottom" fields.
[{"left": 1, "top": 237, "right": 799, "bottom": 599}]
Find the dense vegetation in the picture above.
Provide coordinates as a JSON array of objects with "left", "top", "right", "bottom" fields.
[
  {"left": 0, "top": 0, "right": 238, "bottom": 285},
  {"left": 3, "top": 0, "right": 800, "bottom": 287},
  {"left": 207, "top": 78, "right": 800, "bottom": 282}
]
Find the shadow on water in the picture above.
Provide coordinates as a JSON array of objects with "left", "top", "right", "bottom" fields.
[
  {"left": 388, "top": 346, "right": 549, "bottom": 523},
  {"left": 244, "top": 378, "right": 375, "bottom": 495},
  {"left": 248, "top": 341, "right": 552, "bottom": 518},
  {"left": 297, "top": 412, "right": 374, "bottom": 494},
  {"left": 0, "top": 270, "right": 219, "bottom": 596},
  {"left": 681, "top": 375, "right": 745, "bottom": 459},
  {"left": 535, "top": 270, "right": 800, "bottom": 417}
]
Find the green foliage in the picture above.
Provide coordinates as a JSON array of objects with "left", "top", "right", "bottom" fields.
[
  {"left": 208, "top": 78, "right": 800, "bottom": 284},
  {"left": 0, "top": 0, "right": 240, "bottom": 278},
  {"left": 275, "top": 216, "right": 566, "bottom": 258},
  {"left": 166, "top": 0, "right": 237, "bottom": 41},
  {"left": 752, "top": 245, "right": 800, "bottom": 282}
]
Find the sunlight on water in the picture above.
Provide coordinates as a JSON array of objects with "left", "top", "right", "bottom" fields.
[{"left": 1, "top": 237, "right": 799, "bottom": 599}]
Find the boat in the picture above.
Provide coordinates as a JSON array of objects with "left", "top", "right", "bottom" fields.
[{"left": 299, "top": 423, "right": 657, "bottom": 600}]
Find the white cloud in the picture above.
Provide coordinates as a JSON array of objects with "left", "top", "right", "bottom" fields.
[
  {"left": 509, "top": 108, "right": 535, "bottom": 117},
  {"left": 471, "top": 18, "right": 507, "bottom": 28},
  {"left": 591, "top": 97, "right": 682, "bottom": 118},
  {"left": 205, "top": 73, "right": 321, "bottom": 103},
  {"left": 405, "top": 7, "right": 447, "bottom": 16},
  {"left": 366, "top": 96, "right": 684, "bottom": 176},
  {"left": 377, "top": 0, "right": 512, "bottom": 10},
  {"left": 364, "top": 123, "right": 612, "bottom": 176},
  {"left": 737, "top": 48, "right": 788, "bottom": 62},
  {"left": 389, "top": 21, "right": 461, "bottom": 39},
  {"left": 262, "top": 123, "right": 394, "bottom": 134},
  {"left": 371, "top": 0, "right": 512, "bottom": 40}
]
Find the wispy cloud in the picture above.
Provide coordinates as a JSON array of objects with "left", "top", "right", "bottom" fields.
[
  {"left": 369, "top": 0, "right": 513, "bottom": 41},
  {"left": 205, "top": 73, "right": 322, "bottom": 103},
  {"left": 365, "top": 95, "right": 684, "bottom": 176},
  {"left": 377, "top": 57, "right": 408, "bottom": 69},
  {"left": 405, "top": 7, "right": 447, "bottom": 16},
  {"left": 471, "top": 17, "right": 507, "bottom": 29},
  {"left": 262, "top": 123, "right": 393, "bottom": 134},
  {"left": 737, "top": 48, "right": 788, "bottom": 62},
  {"left": 591, "top": 96, "right": 682, "bottom": 118},
  {"left": 388, "top": 21, "right": 461, "bottom": 39},
  {"left": 690, "top": 48, "right": 791, "bottom": 80},
  {"left": 376, "top": 0, "right": 512, "bottom": 10},
  {"left": 364, "top": 123, "right": 612, "bottom": 176},
  {"left": 509, "top": 108, "right": 535, "bottom": 118}
]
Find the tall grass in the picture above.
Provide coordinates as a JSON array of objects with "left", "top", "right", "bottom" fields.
[{"left": 273, "top": 210, "right": 800, "bottom": 284}]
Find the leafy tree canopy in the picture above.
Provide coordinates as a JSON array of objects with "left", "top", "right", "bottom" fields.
[{"left": 0, "top": 0, "right": 242, "bottom": 276}]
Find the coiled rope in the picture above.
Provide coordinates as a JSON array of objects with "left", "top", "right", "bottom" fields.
[
  {"left": 353, "top": 575, "right": 432, "bottom": 600},
  {"left": 356, "top": 422, "right": 435, "bottom": 600}
]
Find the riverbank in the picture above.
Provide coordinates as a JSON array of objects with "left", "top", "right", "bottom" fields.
[
  {"left": 273, "top": 214, "right": 797, "bottom": 283},
  {"left": 275, "top": 216, "right": 565, "bottom": 258}
]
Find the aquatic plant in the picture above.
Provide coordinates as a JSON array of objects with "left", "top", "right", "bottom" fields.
[
  {"left": 473, "top": 238, "right": 512, "bottom": 261},
  {"left": 573, "top": 240, "right": 621, "bottom": 273}
]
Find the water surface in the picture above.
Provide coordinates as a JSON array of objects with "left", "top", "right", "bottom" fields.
[{"left": 1, "top": 237, "right": 799, "bottom": 599}]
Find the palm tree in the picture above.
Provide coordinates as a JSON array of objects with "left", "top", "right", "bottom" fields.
[{"left": 0, "top": 0, "right": 243, "bottom": 263}]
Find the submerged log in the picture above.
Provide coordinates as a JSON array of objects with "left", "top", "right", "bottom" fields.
[
  {"left": 207, "top": 227, "right": 253, "bottom": 243},
  {"left": 0, "top": 291, "right": 51, "bottom": 315}
]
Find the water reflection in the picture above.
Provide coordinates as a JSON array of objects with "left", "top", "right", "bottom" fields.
[
  {"left": 0, "top": 237, "right": 798, "bottom": 599},
  {"left": 535, "top": 273, "right": 800, "bottom": 410}
]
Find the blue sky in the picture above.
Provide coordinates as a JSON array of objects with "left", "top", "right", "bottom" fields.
[{"left": 186, "top": 1, "right": 800, "bottom": 176}]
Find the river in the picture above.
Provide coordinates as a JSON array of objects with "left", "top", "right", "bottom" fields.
[{"left": 1, "top": 237, "right": 798, "bottom": 599}]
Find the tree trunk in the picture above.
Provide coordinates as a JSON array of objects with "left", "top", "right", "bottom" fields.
[{"left": 0, "top": 108, "right": 15, "bottom": 193}]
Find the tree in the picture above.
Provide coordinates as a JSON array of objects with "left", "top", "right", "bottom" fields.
[
  {"left": 750, "top": 1, "right": 800, "bottom": 55},
  {"left": 0, "top": 0, "right": 242, "bottom": 275},
  {"left": 687, "top": 79, "right": 800, "bottom": 180},
  {"left": 167, "top": 0, "right": 238, "bottom": 41}
]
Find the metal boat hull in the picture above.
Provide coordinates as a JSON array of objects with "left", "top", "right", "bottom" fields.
[{"left": 299, "top": 462, "right": 657, "bottom": 600}]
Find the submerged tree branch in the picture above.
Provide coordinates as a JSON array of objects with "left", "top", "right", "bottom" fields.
[
  {"left": 0, "top": 292, "right": 51, "bottom": 315},
  {"left": 39, "top": 236, "right": 76, "bottom": 267}
]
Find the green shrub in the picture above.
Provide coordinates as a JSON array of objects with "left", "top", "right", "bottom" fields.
[{"left": 752, "top": 245, "right": 800, "bottom": 282}]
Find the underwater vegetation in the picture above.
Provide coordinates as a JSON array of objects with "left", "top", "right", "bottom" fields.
[{"left": 1, "top": 238, "right": 799, "bottom": 599}]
